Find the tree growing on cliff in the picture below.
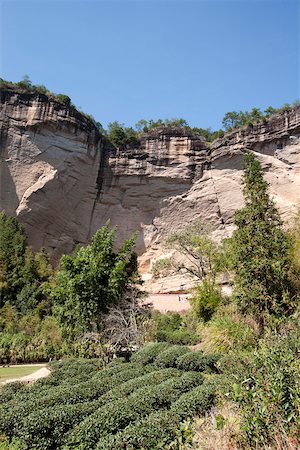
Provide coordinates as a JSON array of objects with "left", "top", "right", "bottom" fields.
[
  {"left": 107, "top": 121, "right": 139, "bottom": 148},
  {"left": 153, "top": 220, "right": 228, "bottom": 322},
  {"left": 231, "top": 152, "right": 297, "bottom": 323},
  {"left": 51, "top": 224, "right": 141, "bottom": 339}
]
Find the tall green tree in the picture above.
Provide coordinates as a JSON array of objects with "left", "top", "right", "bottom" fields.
[
  {"left": 0, "top": 213, "right": 53, "bottom": 312},
  {"left": 0, "top": 213, "right": 27, "bottom": 308},
  {"left": 231, "top": 153, "right": 296, "bottom": 322},
  {"left": 52, "top": 224, "right": 140, "bottom": 339}
]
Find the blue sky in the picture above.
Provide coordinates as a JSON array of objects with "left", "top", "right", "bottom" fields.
[{"left": 1, "top": 0, "right": 299, "bottom": 130}]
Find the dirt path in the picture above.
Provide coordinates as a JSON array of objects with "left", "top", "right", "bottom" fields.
[
  {"left": 1, "top": 366, "right": 51, "bottom": 385},
  {"left": 148, "top": 294, "right": 191, "bottom": 312}
]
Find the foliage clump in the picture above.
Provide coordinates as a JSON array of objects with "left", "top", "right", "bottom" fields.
[
  {"left": 51, "top": 224, "right": 140, "bottom": 339},
  {"left": 176, "top": 351, "right": 219, "bottom": 373},
  {"left": 154, "top": 345, "right": 191, "bottom": 368},
  {"left": 131, "top": 341, "right": 171, "bottom": 365},
  {"left": 222, "top": 101, "right": 300, "bottom": 131},
  {"left": 233, "top": 326, "right": 300, "bottom": 447},
  {"left": 231, "top": 153, "right": 298, "bottom": 322},
  {"left": 149, "top": 310, "right": 199, "bottom": 345}
]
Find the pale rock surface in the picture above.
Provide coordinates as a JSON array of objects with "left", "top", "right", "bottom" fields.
[{"left": 0, "top": 90, "right": 299, "bottom": 292}]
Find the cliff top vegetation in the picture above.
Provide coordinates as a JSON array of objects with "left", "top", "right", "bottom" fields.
[{"left": 1, "top": 76, "right": 299, "bottom": 149}]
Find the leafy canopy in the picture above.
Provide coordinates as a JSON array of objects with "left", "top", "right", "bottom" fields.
[{"left": 52, "top": 224, "right": 139, "bottom": 339}]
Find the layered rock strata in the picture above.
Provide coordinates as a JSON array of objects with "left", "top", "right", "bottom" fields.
[{"left": 0, "top": 90, "right": 299, "bottom": 290}]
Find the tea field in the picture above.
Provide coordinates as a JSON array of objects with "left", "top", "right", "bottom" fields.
[{"left": 0, "top": 343, "right": 219, "bottom": 449}]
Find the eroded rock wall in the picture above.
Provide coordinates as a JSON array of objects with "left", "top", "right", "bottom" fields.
[
  {"left": 0, "top": 90, "right": 103, "bottom": 259},
  {"left": 0, "top": 91, "right": 299, "bottom": 291}
]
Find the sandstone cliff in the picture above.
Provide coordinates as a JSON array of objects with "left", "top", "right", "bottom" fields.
[{"left": 0, "top": 90, "right": 299, "bottom": 290}]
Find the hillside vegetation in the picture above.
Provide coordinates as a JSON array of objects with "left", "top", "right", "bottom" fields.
[
  {"left": 1, "top": 76, "right": 299, "bottom": 147},
  {"left": 0, "top": 350, "right": 218, "bottom": 449},
  {"left": 0, "top": 134, "right": 299, "bottom": 447}
]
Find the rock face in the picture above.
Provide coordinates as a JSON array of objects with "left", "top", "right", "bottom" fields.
[{"left": 1, "top": 90, "right": 299, "bottom": 291}]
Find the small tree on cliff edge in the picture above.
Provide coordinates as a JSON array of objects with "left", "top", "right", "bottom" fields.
[{"left": 231, "top": 152, "right": 296, "bottom": 323}]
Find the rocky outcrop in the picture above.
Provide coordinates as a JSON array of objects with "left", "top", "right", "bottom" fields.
[
  {"left": 0, "top": 90, "right": 299, "bottom": 290},
  {"left": 0, "top": 90, "right": 103, "bottom": 259}
]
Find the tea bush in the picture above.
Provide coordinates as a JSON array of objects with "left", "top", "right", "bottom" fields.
[
  {"left": 176, "top": 351, "right": 220, "bottom": 373},
  {"left": 96, "top": 410, "right": 181, "bottom": 450},
  {"left": 170, "top": 381, "right": 216, "bottom": 419},
  {"left": 64, "top": 372, "right": 203, "bottom": 449},
  {"left": 0, "top": 356, "right": 218, "bottom": 449},
  {"left": 0, "top": 381, "right": 25, "bottom": 404},
  {"left": 154, "top": 345, "right": 190, "bottom": 368},
  {"left": 0, "top": 363, "right": 151, "bottom": 437},
  {"left": 15, "top": 368, "right": 182, "bottom": 449},
  {"left": 131, "top": 341, "right": 171, "bottom": 365}
]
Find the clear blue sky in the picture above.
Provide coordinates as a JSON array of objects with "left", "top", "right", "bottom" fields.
[{"left": 1, "top": 0, "right": 299, "bottom": 130}]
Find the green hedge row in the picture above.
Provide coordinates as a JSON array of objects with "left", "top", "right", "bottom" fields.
[
  {"left": 96, "top": 410, "right": 181, "bottom": 450},
  {"left": 132, "top": 344, "right": 219, "bottom": 373},
  {"left": 15, "top": 401, "right": 101, "bottom": 450},
  {"left": 64, "top": 372, "right": 203, "bottom": 449},
  {"left": 154, "top": 345, "right": 191, "bottom": 368},
  {"left": 170, "top": 381, "right": 216, "bottom": 419},
  {"left": 0, "top": 381, "right": 25, "bottom": 404},
  {"left": 0, "top": 364, "right": 151, "bottom": 437},
  {"left": 176, "top": 351, "right": 220, "bottom": 373},
  {"left": 13, "top": 368, "right": 182, "bottom": 450},
  {"left": 95, "top": 382, "right": 216, "bottom": 450},
  {"left": 131, "top": 342, "right": 171, "bottom": 365}
]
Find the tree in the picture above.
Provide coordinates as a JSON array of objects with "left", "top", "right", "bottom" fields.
[
  {"left": 17, "top": 75, "right": 32, "bottom": 89},
  {"left": 231, "top": 152, "right": 296, "bottom": 322},
  {"left": 51, "top": 224, "right": 140, "bottom": 339},
  {"left": 249, "top": 107, "right": 263, "bottom": 123},
  {"left": 164, "top": 220, "right": 225, "bottom": 282},
  {"left": 154, "top": 220, "right": 228, "bottom": 322},
  {"left": 107, "top": 122, "right": 139, "bottom": 148},
  {"left": 264, "top": 106, "right": 277, "bottom": 118},
  {"left": 0, "top": 213, "right": 53, "bottom": 312},
  {"left": 103, "top": 287, "right": 151, "bottom": 352},
  {"left": 0, "top": 213, "right": 27, "bottom": 308},
  {"left": 222, "top": 111, "right": 243, "bottom": 131}
]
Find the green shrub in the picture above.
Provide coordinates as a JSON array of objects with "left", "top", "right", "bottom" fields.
[
  {"left": 131, "top": 342, "right": 171, "bottom": 365},
  {"left": 199, "top": 304, "right": 260, "bottom": 353},
  {"left": 0, "top": 381, "right": 25, "bottom": 404},
  {"left": 154, "top": 345, "right": 190, "bottom": 368},
  {"left": 0, "top": 438, "right": 25, "bottom": 450},
  {"left": 190, "top": 280, "right": 223, "bottom": 322},
  {"left": 16, "top": 402, "right": 100, "bottom": 449},
  {"left": 56, "top": 94, "right": 71, "bottom": 106},
  {"left": 99, "top": 367, "right": 181, "bottom": 404},
  {"left": 176, "top": 351, "right": 220, "bottom": 373},
  {"left": 156, "top": 329, "right": 199, "bottom": 345},
  {"left": 170, "top": 381, "right": 216, "bottom": 419},
  {"left": 106, "top": 356, "right": 126, "bottom": 366},
  {"left": 64, "top": 372, "right": 203, "bottom": 449},
  {"left": 48, "top": 358, "right": 100, "bottom": 382},
  {"left": 234, "top": 328, "right": 300, "bottom": 447},
  {"left": 96, "top": 410, "right": 181, "bottom": 450}
]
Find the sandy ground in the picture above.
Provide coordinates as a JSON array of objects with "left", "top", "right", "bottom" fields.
[
  {"left": 148, "top": 294, "right": 191, "bottom": 312},
  {"left": 1, "top": 366, "right": 51, "bottom": 385}
]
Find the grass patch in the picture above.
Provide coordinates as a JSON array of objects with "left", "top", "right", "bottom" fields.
[{"left": 0, "top": 365, "right": 45, "bottom": 382}]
